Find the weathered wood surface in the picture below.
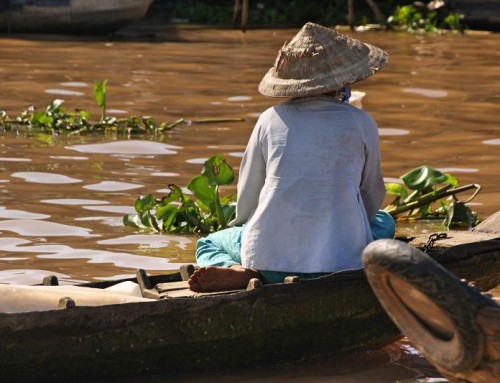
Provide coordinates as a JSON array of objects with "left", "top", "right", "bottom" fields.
[
  {"left": 473, "top": 210, "right": 500, "bottom": 234},
  {"left": 0, "top": 229, "right": 499, "bottom": 382},
  {"left": 408, "top": 231, "right": 500, "bottom": 291},
  {"left": 448, "top": 0, "right": 500, "bottom": 31},
  {"left": 363, "top": 238, "right": 500, "bottom": 383},
  {"left": 0, "top": 269, "right": 400, "bottom": 383},
  {"left": 0, "top": 0, "right": 154, "bottom": 34}
]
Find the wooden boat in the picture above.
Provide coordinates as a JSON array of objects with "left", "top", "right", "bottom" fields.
[
  {"left": 447, "top": 0, "right": 500, "bottom": 31},
  {"left": 363, "top": 213, "right": 500, "bottom": 382},
  {"left": 0, "top": 0, "right": 154, "bottom": 34},
  {"left": 1, "top": 228, "right": 499, "bottom": 382}
]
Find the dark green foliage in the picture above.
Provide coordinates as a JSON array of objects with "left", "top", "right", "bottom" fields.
[
  {"left": 388, "top": 4, "right": 466, "bottom": 32},
  {"left": 385, "top": 165, "right": 481, "bottom": 229},
  {"left": 0, "top": 80, "right": 189, "bottom": 136},
  {"left": 147, "top": 0, "right": 414, "bottom": 27},
  {"left": 124, "top": 158, "right": 482, "bottom": 235},
  {"left": 123, "top": 154, "right": 237, "bottom": 234}
]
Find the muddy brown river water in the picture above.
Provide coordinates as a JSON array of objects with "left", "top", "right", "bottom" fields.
[{"left": 0, "top": 25, "right": 498, "bottom": 382}]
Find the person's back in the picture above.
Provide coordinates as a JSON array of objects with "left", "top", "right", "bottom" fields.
[
  {"left": 188, "top": 22, "right": 395, "bottom": 292},
  {"left": 236, "top": 96, "right": 385, "bottom": 274}
]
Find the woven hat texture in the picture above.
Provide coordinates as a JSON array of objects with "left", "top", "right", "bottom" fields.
[{"left": 258, "top": 22, "right": 388, "bottom": 98}]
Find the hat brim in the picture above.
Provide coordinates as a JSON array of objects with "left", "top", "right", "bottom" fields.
[{"left": 258, "top": 42, "right": 388, "bottom": 98}]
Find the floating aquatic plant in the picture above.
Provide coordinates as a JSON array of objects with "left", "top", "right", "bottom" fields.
[
  {"left": 123, "top": 154, "right": 236, "bottom": 234},
  {"left": 0, "top": 80, "right": 242, "bottom": 137},
  {"left": 384, "top": 165, "right": 481, "bottom": 229},
  {"left": 124, "top": 157, "right": 482, "bottom": 235}
]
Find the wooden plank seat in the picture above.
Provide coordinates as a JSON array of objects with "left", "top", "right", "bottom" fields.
[{"left": 135, "top": 265, "right": 263, "bottom": 299}]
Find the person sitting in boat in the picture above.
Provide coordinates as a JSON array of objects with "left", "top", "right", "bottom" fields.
[{"left": 188, "top": 22, "right": 395, "bottom": 292}]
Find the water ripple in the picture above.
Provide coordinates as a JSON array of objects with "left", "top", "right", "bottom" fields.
[
  {"left": 66, "top": 140, "right": 182, "bottom": 155},
  {"left": 41, "top": 199, "right": 109, "bottom": 205},
  {"left": 483, "top": 138, "right": 500, "bottom": 145},
  {"left": 83, "top": 181, "right": 143, "bottom": 192},
  {"left": 0, "top": 157, "right": 32, "bottom": 162},
  {"left": 0, "top": 220, "right": 97, "bottom": 237},
  {"left": 11, "top": 172, "right": 82, "bottom": 184},
  {"left": 0, "top": 207, "right": 49, "bottom": 220},
  {"left": 402, "top": 88, "right": 448, "bottom": 98},
  {"left": 98, "top": 234, "right": 192, "bottom": 250}
]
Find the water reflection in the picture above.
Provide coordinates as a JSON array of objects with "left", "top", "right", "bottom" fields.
[
  {"left": 379, "top": 128, "right": 410, "bottom": 136},
  {"left": 151, "top": 172, "right": 179, "bottom": 177},
  {"left": 98, "top": 234, "right": 192, "bottom": 250},
  {"left": 437, "top": 167, "right": 479, "bottom": 173},
  {"left": 11, "top": 172, "right": 82, "bottom": 184},
  {"left": 82, "top": 205, "right": 136, "bottom": 214},
  {"left": 37, "top": 248, "right": 179, "bottom": 270},
  {"left": 41, "top": 198, "right": 109, "bottom": 205},
  {"left": 0, "top": 207, "right": 49, "bottom": 219},
  {"left": 186, "top": 158, "right": 208, "bottom": 164},
  {"left": 483, "top": 138, "right": 500, "bottom": 145},
  {"left": 83, "top": 181, "right": 143, "bottom": 191},
  {"left": 227, "top": 95, "right": 252, "bottom": 102},
  {"left": 0, "top": 236, "right": 179, "bottom": 270},
  {"left": 45, "top": 89, "right": 85, "bottom": 96},
  {"left": 76, "top": 216, "right": 125, "bottom": 227},
  {"left": 0, "top": 157, "right": 31, "bottom": 162},
  {"left": 0, "top": 220, "right": 97, "bottom": 237},
  {"left": 49, "top": 155, "right": 88, "bottom": 160},
  {"left": 0, "top": 269, "right": 74, "bottom": 285},
  {"left": 66, "top": 140, "right": 182, "bottom": 155},
  {"left": 402, "top": 88, "right": 448, "bottom": 98},
  {"left": 60, "top": 82, "right": 88, "bottom": 88}
]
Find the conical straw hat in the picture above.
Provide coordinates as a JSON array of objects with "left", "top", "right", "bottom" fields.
[{"left": 258, "top": 22, "right": 388, "bottom": 98}]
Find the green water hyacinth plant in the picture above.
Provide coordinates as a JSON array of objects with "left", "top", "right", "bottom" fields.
[
  {"left": 0, "top": 80, "right": 241, "bottom": 137},
  {"left": 384, "top": 165, "right": 481, "bottom": 229},
  {"left": 124, "top": 160, "right": 482, "bottom": 234},
  {"left": 123, "top": 155, "right": 237, "bottom": 234}
]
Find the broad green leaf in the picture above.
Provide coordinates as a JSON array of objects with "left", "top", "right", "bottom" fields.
[
  {"left": 444, "top": 201, "right": 475, "bottom": 229},
  {"left": 164, "top": 184, "right": 184, "bottom": 202},
  {"left": 444, "top": 173, "right": 459, "bottom": 187},
  {"left": 123, "top": 214, "right": 149, "bottom": 231},
  {"left": 221, "top": 204, "right": 236, "bottom": 223},
  {"left": 156, "top": 204, "right": 178, "bottom": 230},
  {"left": 385, "top": 183, "right": 408, "bottom": 198},
  {"left": 188, "top": 175, "right": 215, "bottom": 209},
  {"left": 93, "top": 80, "right": 107, "bottom": 108},
  {"left": 138, "top": 210, "right": 161, "bottom": 232},
  {"left": 401, "top": 165, "right": 448, "bottom": 191},
  {"left": 134, "top": 195, "right": 157, "bottom": 213},
  {"left": 79, "top": 110, "right": 91, "bottom": 119},
  {"left": 201, "top": 154, "right": 235, "bottom": 186}
]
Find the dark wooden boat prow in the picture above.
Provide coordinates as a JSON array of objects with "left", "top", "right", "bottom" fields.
[
  {"left": 363, "top": 215, "right": 500, "bottom": 382},
  {"left": 0, "top": 225, "right": 499, "bottom": 382},
  {"left": 0, "top": 0, "right": 154, "bottom": 35}
]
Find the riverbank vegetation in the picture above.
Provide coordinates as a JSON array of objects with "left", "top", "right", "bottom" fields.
[
  {"left": 147, "top": 0, "right": 466, "bottom": 32},
  {"left": 123, "top": 156, "right": 481, "bottom": 234}
]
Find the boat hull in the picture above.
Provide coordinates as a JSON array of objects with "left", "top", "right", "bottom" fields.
[
  {"left": 448, "top": 0, "right": 500, "bottom": 31},
  {"left": 1, "top": 272, "right": 400, "bottom": 382},
  {"left": 0, "top": 0, "right": 154, "bottom": 34},
  {"left": 0, "top": 230, "right": 499, "bottom": 382},
  {"left": 363, "top": 238, "right": 500, "bottom": 383}
]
